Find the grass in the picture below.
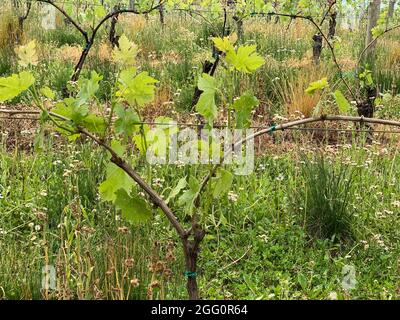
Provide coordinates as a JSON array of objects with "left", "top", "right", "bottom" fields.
[
  {"left": 0, "top": 135, "right": 399, "bottom": 300},
  {"left": 0, "top": 141, "right": 187, "bottom": 300},
  {"left": 294, "top": 155, "right": 356, "bottom": 241}
]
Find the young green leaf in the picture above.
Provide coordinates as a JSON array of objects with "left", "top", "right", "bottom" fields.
[
  {"left": 145, "top": 117, "right": 178, "bottom": 159},
  {"left": 0, "top": 71, "right": 35, "bottom": 102},
  {"left": 40, "top": 86, "right": 56, "bottom": 100},
  {"left": 117, "top": 68, "right": 158, "bottom": 107},
  {"left": 81, "top": 113, "right": 106, "bottom": 134},
  {"left": 212, "top": 168, "right": 233, "bottom": 198},
  {"left": 114, "top": 104, "right": 141, "bottom": 137},
  {"left": 298, "top": 273, "right": 308, "bottom": 290},
  {"left": 133, "top": 124, "right": 150, "bottom": 154},
  {"left": 211, "top": 35, "right": 236, "bottom": 53},
  {"left": 112, "top": 34, "right": 139, "bottom": 67},
  {"left": 166, "top": 177, "right": 187, "bottom": 204},
  {"left": 305, "top": 77, "right": 329, "bottom": 95},
  {"left": 232, "top": 92, "right": 259, "bottom": 129},
  {"left": 226, "top": 45, "right": 265, "bottom": 73},
  {"left": 110, "top": 139, "right": 126, "bottom": 157},
  {"left": 196, "top": 92, "right": 218, "bottom": 125},
  {"left": 53, "top": 98, "right": 88, "bottom": 123},
  {"left": 94, "top": 4, "right": 107, "bottom": 20},
  {"left": 195, "top": 73, "right": 218, "bottom": 125},
  {"left": 76, "top": 71, "right": 103, "bottom": 106},
  {"left": 198, "top": 73, "right": 217, "bottom": 92},
  {"left": 333, "top": 90, "right": 351, "bottom": 114},
  {"left": 15, "top": 40, "right": 38, "bottom": 68},
  {"left": 99, "top": 164, "right": 134, "bottom": 202},
  {"left": 114, "top": 189, "right": 152, "bottom": 224},
  {"left": 178, "top": 176, "right": 200, "bottom": 213}
]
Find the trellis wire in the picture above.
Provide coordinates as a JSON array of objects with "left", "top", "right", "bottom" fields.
[{"left": 2, "top": 116, "right": 400, "bottom": 135}]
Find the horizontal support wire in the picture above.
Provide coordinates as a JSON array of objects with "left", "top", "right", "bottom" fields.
[{"left": 1, "top": 111, "right": 400, "bottom": 134}]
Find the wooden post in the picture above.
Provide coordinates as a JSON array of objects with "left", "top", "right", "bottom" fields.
[
  {"left": 387, "top": 0, "right": 396, "bottom": 27},
  {"left": 312, "top": 34, "right": 323, "bottom": 65},
  {"left": 158, "top": 1, "right": 165, "bottom": 28},
  {"left": 365, "top": 0, "right": 381, "bottom": 58}
]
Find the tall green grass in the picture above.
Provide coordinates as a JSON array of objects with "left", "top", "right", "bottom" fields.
[{"left": 294, "top": 155, "right": 357, "bottom": 241}]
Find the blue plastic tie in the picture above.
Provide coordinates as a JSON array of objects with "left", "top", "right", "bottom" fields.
[{"left": 184, "top": 271, "right": 197, "bottom": 278}]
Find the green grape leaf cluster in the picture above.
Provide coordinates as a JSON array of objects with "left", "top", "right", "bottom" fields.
[
  {"left": 178, "top": 176, "right": 201, "bottom": 213},
  {"left": 305, "top": 77, "right": 329, "bottom": 95},
  {"left": 52, "top": 71, "right": 106, "bottom": 134},
  {"left": 333, "top": 90, "right": 351, "bottom": 114},
  {"left": 117, "top": 68, "right": 158, "bottom": 107},
  {"left": 211, "top": 168, "right": 233, "bottom": 199},
  {"left": 114, "top": 189, "right": 152, "bottom": 224},
  {"left": 0, "top": 71, "right": 35, "bottom": 102},
  {"left": 212, "top": 36, "right": 265, "bottom": 73},
  {"left": 195, "top": 73, "right": 218, "bottom": 125},
  {"left": 232, "top": 92, "right": 259, "bottom": 129},
  {"left": 112, "top": 34, "right": 139, "bottom": 67}
]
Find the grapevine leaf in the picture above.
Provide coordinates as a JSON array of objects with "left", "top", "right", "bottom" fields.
[
  {"left": 52, "top": 102, "right": 104, "bottom": 133},
  {"left": 212, "top": 168, "right": 233, "bottom": 198},
  {"left": 196, "top": 92, "right": 218, "bottom": 125},
  {"left": 81, "top": 113, "right": 106, "bottom": 134},
  {"left": 195, "top": 73, "right": 218, "bottom": 125},
  {"left": 99, "top": 164, "right": 134, "bottom": 202},
  {"left": 232, "top": 92, "right": 259, "bottom": 129},
  {"left": 114, "top": 189, "right": 152, "bottom": 224},
  {"left": 117, "top": 68, "right": 158, "bottom": 107},
  {"left": 178, "top": 176, "right": 200, "bottom": 213},
  {"left": 133, "top": 124, "right": 150, "bottom": 154},
  {"left": 166, "top": 177, "right": 187, "bottom": 204},
  {"left": 198, "top": 73, "right": 217, "bottom": 92},
  {"left": 146, "top": 117, "right": 178, "bottom": 158},
  {"left": 53, "top": 98, "right": 88, "bottom": 123},
  {"left": 110, "top": 139, "right": 126, "bottom": 157},
  {"left": 146, "top": 127, "right": 168, "bottom": 158},
  {"left": 333, "top": 90, "right": 351, "bottom": 114},
  {"left": 305, "top": 77, "right": 329, "bottom": 95},
  {"left": 211, "top": 35, "right": 236, "bottom": 53},
  {"left": 112, "top": 34, "right": 138, "bottom": 67},
  {"left": 40, "top": 86, "right": 55, "bottom": 100},
  {"left": 115, "top": 104, "right": 141, "bottom": 137},
  {"left": 226, "top": 45, "right": 265, "bottom": 73},
  {"left": 76, "top": 71, "right": 103, "bottom": 106},
  {"left": 298, "top": 273, "right": 307, "bottom": 290},
  {"left": 94, "top": 4, "right": 106, "bottom": 20},
  {"left": 0, "top": 71, "right": 35, "bottom": 102},
  {"left": 15, "top": 40, "right": 38, "bottom": 68}
]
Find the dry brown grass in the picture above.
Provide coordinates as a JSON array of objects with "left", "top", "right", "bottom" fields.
[
  {"left": 142, "top": 86, "right": 175, "bottom": 121},
  {"left": 55, "top": 44, "right": 83, "bottom": 63},
  {"left": 338, "top": 57, "right": 357, "bottom": 71},
  {"left": 97, "top": 41, "right": 112, "bottom": 62},
  {"left": 378, "top": 38, "right": 400, "bottom": 71},
  {"left": 0, "top": 7, "right": 19, "bottom": 49},
  {"left": 119, "top": 15, "right": 147, "bottom": 37},
  {"left": 276, "top": 65, "right": 331, "bottom": 117},
  {"left": 244, "top": 19, "right": 313, "bottom": 40},
  {"left": 286, "top": 50, "right": 314, "bottom": 69}
]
